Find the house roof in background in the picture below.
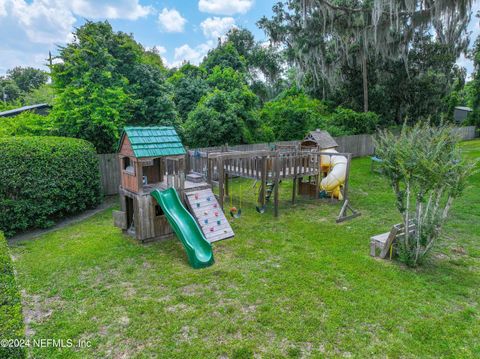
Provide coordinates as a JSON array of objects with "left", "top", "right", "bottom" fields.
[
  {"left": 0, "top": 103, "right": 51, "bottom": 117},
  {"left": 119, "top": 126, "right": 185, "bottom": 158},
  {"left": 303, "top": 129, "right": 338, "bottom": 149}
]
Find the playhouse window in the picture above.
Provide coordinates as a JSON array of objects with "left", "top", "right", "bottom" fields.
[
  {"left": 155, "top": 205, "right": 164, "bottom": 217},
  {"left": 123, "top": 157, "right": 135, "bottom": 174}
]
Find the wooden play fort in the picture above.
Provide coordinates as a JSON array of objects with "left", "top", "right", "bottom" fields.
[
  {"left": 188, "top": 130, "right": 361, "bottom": 222},
  {"left": 113, "top": 127, "right": 360, "bottom": 247}
]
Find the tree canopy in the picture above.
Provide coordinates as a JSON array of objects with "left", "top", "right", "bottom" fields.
[{"left": 1, "top": 6, "right": 476, "bottom": 151}]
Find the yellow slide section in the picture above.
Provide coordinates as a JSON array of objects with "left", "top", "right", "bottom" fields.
[{"left": 320, "top": 148, "right": 347, "bottom": 200}]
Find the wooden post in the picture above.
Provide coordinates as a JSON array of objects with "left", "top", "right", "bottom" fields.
[
  {"left": 292, "top": 156, "right": 297, "bottom": 204},
  {"left": 274, "top": 156, "right": 280, "bottom": 217},
  {"left": 218, "top": 157, "right": 225, "bottom": 210},
  {"left": 225, "top": 173, "right": 229, "bottom": 197},
  {"left": 315, "top": 153, "right": 321, "bottom": 199},
  {"left": 207, "top": 156, "right": 212, "bottom": 185},
  {"left": 343, "top": 154, "right": 352, "bottom": 201},
  {"left": 185, "top": 147, "right": 190, "bottom": 174},
  {"left": 135, "top": 160, "right": 143, "bottom": 193},
  {"left": 259, "top": 156, "right": 267, "bottom": 207}
]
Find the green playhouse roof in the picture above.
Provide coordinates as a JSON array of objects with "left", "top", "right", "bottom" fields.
[{"left": 119, "top": 126, "right": 186, "bottom": 158}]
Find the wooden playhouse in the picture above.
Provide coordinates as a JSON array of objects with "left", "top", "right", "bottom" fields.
[
  {"left": 297, "top": 129, "right": 340, "bottom": 197},
  {"left": 113, "top": 126, "right": 234, "bottom": 243}
]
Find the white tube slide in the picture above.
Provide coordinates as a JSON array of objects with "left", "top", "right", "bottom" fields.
[{"left": 320, "top": 148, "right": 347, "bottom": 200}]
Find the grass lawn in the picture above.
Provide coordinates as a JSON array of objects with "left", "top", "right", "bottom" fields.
[{"left": 10, "top": 140, "right": 480, "bottom": 358}]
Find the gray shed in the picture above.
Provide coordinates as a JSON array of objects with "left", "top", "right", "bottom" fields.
[
  {"left": 301, "top": 129, "right": 338, "bottom": 150},
  {"left": 454, "top": 106, "right": 472, "bottom": 124}
]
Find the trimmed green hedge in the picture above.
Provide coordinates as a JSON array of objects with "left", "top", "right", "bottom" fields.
[
  {"left": 0, "top": 137, "right": 102, "bottom": 237},
  {"left": 0, "top": 232, "right": 26, "bottom": 359}
]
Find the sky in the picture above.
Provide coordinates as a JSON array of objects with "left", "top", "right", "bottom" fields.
[
  {"left": 0, "top": 0, "right": 479, "bottom": 76},
  {"left": 0, "top": 0, "right": 274, "bottom": 74}
]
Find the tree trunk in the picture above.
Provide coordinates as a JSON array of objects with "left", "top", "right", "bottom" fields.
[{"left": 361, "top": 52, "right": 368, "bottom": 112}]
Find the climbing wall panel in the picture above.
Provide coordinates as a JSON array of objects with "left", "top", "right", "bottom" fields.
[{"left": 185, "top": 189, "right": 234, "bottom": 243}]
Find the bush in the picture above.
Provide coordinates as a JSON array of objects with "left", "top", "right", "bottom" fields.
[
  {"left": 0, "top": 232, "right": 26, "bottom": 359},
  {"left": 375, "top": 123, "right": 476, "bottom": 266},
  {"left": 0, "top": 112, "right": 56, "bottom": 137},
  {"left": 0, "top": 137, "right": 102, "bottom": 237}
]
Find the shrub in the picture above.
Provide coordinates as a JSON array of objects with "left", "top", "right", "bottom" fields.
[
  {"left": 375, "top": 123, "right": 476, "bottom": 266},
  {"left": 0, "top": 112, "right": 56, "bottom": 137},
  {"left": 0, "top": 137, "right": 102, "bottom": 237},
  {"left": 0, "top": 232, "right": 26, "bottom": 359}
]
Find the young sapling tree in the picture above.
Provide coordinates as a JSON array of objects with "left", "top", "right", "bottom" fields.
[{"left": 375, "top": 123, "right": 476, "bottom": 266}]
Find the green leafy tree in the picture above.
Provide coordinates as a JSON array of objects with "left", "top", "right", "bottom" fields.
[
  {"left": 52, "top": 21, "right": 176, "bottom": 152},
  {"left": 259, "top": 0, "right": 472, "bottom": 112},
  {"left": 0, "top": 79, "right": 22, "bottom": 102},
  {"left": 184, "top": 66, "right": 262, "bottom": 146},
  {"left": 141, "top": 46, "right": 167, "bottom": 72},
  {"left": 202, "top": 41, "right": 247, "bottom": 73},
  {"left": 128, "top": 63, "right": 178, "bottom": 127},
  {"left": 325, "top": 107, "right": 380, "bottom": 136},
  {"left": 259, "top": 87, "right": 329, "bottom": 140},
  {"left": 184, "top": 89, "right": 255, "bottom": 147},
  {"left": 206, "top": 66, "right": 245, "bottom": 91},
  {"left": 375, "top": 123, "right": 476, "bottom": 266},
  {"left": 51, "top": 21, "right": 133, "bottom": 153},
  {"left": 7, "top": 66, "right": 48, "bottom": 92},
  {"left": 168, "top": 64, "right": 209, "bottom": 121},
  {"left": 469, "top": 32, "right": 480, "bottom": 127},
  {"left": 22, "top": 83, "right": 54, "bottom": 105}
]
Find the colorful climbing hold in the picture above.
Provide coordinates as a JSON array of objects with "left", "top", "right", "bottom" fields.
[
  {"left": 214, "top": 211, "right": 219, "bottom": 217},
  {"left": 195, "top": 193, "right": 199, "bottom": 200},
  {"left": 196, "top": 203, "right": 200, "bottom": 208},
  {"left": 204, "top": 219, "right": 209, "bottom": 224},
  {"left": 213, "top": 203, "right": 218, "bottom": 208},
  {"left": 217, "top": 220, "right": 221, "bottom": 225},
  {"left": 207, "top": 196, "right": 211, "bottom": 201},
  {"left": 210, "top": 227, "right": 214, "bottom": 232}
]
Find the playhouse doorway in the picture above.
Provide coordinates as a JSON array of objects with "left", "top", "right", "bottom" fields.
[{"left": 125, "top": 196, "right": 135, "bottom": 234}]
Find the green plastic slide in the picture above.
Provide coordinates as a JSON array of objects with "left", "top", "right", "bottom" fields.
[{"left": 151, "top": 188, "right": 214, "bottom": 269}]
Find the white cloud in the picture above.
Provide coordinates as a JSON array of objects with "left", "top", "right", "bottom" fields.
[
  {"left": 68, "top": 0, "right": 151, "bottom": 20},
  {"left": 174, "top": 44, "right": 203, "bottom": 64},
  {"left": 1, "top": 0, "right": 75, "bottom": 44},
  {"left": 200, "top": 16, "right": 236, "bottom": 39},
  {"left": 198, "top": 0, "right": 253, "bottom": 15},
  {"left": 157, "top": 8, "right": 186, "bottom": 33},
  {"left": 171, "top": 42, "right": 215, "bottom": 67},
  {"left": 0, "top": 0, "right": 153, "bottom": 46},
  {"left": 0, "top": 0, "right": 7, "bottom": 17}
]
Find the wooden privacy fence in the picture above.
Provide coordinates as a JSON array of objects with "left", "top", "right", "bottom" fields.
[
  {"left": 97, "top": 126, "right": 477, "bottom": 195},
  {"left": 453, "top": 126, "right": 477, "bottom": 140},
  {"left": 98, "top": 153, "right": 120, "bottom": 195}
]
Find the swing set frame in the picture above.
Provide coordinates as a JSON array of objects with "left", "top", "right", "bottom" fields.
[{"left": 203, "top": 149, "right": 360, "bottom": 221}]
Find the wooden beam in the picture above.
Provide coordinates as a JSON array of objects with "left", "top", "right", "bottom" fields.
[
  {"left": 260, "top": 156, "right": 267, "bottom": 207},
  {"left": 225, "top": 173, "right": 229, "bottom": 197},
  {"left": 135, "top": 160, "right": 143, "bottom": 193},
  {"left": 292, "top": 156, "right": 297, "bottom": 204},
  {"left": 218, "top": 158, "right": 225, "bottom": 210},
  {"left": 274, "top": 156, "right": 280, "bottom": 217}
]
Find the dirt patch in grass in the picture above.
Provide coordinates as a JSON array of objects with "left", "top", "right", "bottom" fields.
[{"left": 22, "top": 291, "right": 65, "bottom": 336}]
